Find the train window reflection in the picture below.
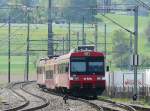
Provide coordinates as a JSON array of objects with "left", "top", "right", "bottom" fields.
[
  {"left": 71, "top": 62, "right": 86, "bottom": 72},
  {"left": 88, "top": 62, "right": 104, "bottom": 72}
]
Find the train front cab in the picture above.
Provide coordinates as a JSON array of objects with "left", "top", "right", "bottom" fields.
[{"left": 69, "top": 51, "right": 105, "bottom": 96}]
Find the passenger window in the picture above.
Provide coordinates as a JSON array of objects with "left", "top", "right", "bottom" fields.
[{"left": 46, "top": 70, "right": 53, "bottom": 79}]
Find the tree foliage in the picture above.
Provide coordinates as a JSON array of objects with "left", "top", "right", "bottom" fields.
[
  {"left": 112, "top": 30, "right": 130, "bottom": 54},
  {"left": 63, "top": 0, "right": 97, "bottom": 23},
  {"left": 112, "top": 30, "right": 130, "bottom": 69},
  {"left": 145, "top": 21, "right": 150, "bottom": 42},
  {"left": 141, "top": 56, "right": 150, "bottom": 68}
]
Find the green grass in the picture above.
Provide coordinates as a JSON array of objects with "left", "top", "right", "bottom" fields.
[
  {"left": 97, "top": 14, "right": 150, "bottom": 70},
  {"left": 0, "top": 56, "right": 37, "bottom": 75},
  {"left": 97, "top": 14, "right": 150, "bottom": 54},
  {"left": 0, "top": 14, "right": 149, "bottom": 75},
  {"left": 112, "top": 98, "right": 150, "bottom": 108},
  {"left": 97, "top": 14, "right": 150, "bottom": 32}
]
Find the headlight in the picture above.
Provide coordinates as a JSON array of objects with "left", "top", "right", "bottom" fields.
[
  {"left": 102, "top": 77, "right": 105, "bottom": 80},
  {"left": 70, "top": 76, "right": 79, "bottom": 80},
  {"left": 97, "top": 77, "right": 101, "bottom": 80},
  {"left": 70, "top": 77, "right": 73, "bottom": 80},
  {"left": 73, "top": 76, "right": 79, "bottom": 80}
]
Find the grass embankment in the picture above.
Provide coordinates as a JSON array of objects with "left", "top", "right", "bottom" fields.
[{"left": 0, "top": 56, "right": 37, "bottom": 75}]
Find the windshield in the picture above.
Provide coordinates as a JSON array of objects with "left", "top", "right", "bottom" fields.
[
  {"left": 71, "top": 62, "right": 86, "bottom": 72},
  {"left": 70, "top": 57, "right": 104, "bottom": 74},
  {"left": 88, "top": 62, "right": 104, "bottom": 73}
]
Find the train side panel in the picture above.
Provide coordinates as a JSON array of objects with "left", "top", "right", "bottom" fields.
[
  {"left": 37, "top": 60, "right": 46, "bottom": 87},
  {"left": 45, "top": 59, "right": 56, "bottom": 89},
  {"left": 55, "top": 59, "right": 70, "bottom": 89}
]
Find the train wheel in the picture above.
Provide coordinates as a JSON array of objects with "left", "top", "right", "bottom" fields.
[
  {"left": 55, "top": 87, "right": 59, "bottom": 93},
  {"left": 38, "top": 84, "right": 42, "bottom": 88},
  {"left": 93, "top": 94, "right": 97, "bottom": 99},
  {"left": 54, "top": 87, "right": 57, "bottom": 93}
]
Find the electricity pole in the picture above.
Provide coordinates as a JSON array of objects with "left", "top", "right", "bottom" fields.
[
  {"left": 63, "top": 37, "right": 65, "bottom": 54},
  {"left": 133, "top": 6, "right": 139, "bottom": 97},
  {"left": 130, "top": 32, "right": 133, "bottom": 70},
  {"left": 82, "top": 16, "right": 85, "bottom": 45},
  {"left": 95, "top": 23, "right": 98, "bottom": 51},
  {"left": 8, "top": 15, "right": 11, "bottom": 83},
  {"left": 68, "top": 20, "right": 71, "bottom": 51},
  {"left": 26, "top": 10, "right": 30, "bottom": 81},
  {"left": 77, "top": 32, "right": 79, "bottom": 46},
  {"left": 130, "top": 32, "right": 133, "bottom": 54},
  {"left": 48, "top": 0, "right": 53, "bottom": 56},
  {"left": 66, "top": 34, "right": 69, "bottom": 53},
  {"left": 104, "top": 24, "right": 107, "bottom": 59},
  {"left": 98, "top": 6, "right": 139, "bottom": 99}
]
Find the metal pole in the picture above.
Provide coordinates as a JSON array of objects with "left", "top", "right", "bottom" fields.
[
  {"left": 26, "top": 10, "right": 30, "bottom": 81},
  {"left": 48, "top": 0, "right": 53, "bottom": 56},
  {"left": 82, "top": 16, "right": 85, "bottom": 45},
  {"left": 63, "top": 37, "right": 64, "bottom": 54},
  {"left": 84, "top": 33, "right": 86, "bottom": 45},
  {"left": 95, "top": 23, "right": 98, "bottom": 51},
  {"left": 104, "top": 24, "right": 107, "bottom": 59},
  {"left": 68, "top": 20, "right": 71, "bottom": 51},
  {"left": 77, "top": 32, "right": 79, "bottom": 46},
  {"left": 133, "top": 6, "right": 138, "bottom": 97},
  {"left": 8, "top": 15, "right": 11, "bottom": 83},
  {"left": 123, "top": 73, "right": 125, "bottom": 90},
  {"left": 130, "top": 32, "right": 133, "bottom": 70},
  {"left": 130, "top": 32, "right": 133, "bottom": 55},
  {"left": 66, "top": 34, "right": 69, "bottom": 53},
  {"left": 109, "top": 72, "right": 110, "bottom": 95}
]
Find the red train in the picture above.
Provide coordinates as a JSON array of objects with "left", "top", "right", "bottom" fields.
[{"left": 37, "top": 46, "right": 105, "bottom": 97}]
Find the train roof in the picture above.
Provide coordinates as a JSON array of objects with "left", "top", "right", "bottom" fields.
[
  {"left": 46, "top": 58, "right": 56, "bottom": 65},
  {"left": 55, "top": 53, "right": 71, "bottom": 62},
  {"left": 55, "top": 50, "right": 104, "bottom": 62},
  {"left": 37, "top": 58, "right": 48, "bottom": 66}
]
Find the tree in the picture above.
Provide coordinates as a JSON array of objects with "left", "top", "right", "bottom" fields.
[
  {"left": 141, "top": 56, "right": 150, "bottom": 68},
  {"left": 64, "top": 0, "right": 97, "bottom": 23},
  {"left": 145, "top": 21, "right": 150, "bottom": 43},
  {"left": 112, "top": 30, "right": 130, "bottom": 69}
]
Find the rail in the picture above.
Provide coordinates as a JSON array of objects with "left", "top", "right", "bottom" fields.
[
  {"left": 98, "top": 97, "right": 137, "bottom": 111},
  {"left": 42, "top": 88, "right": 104, "bottom": 111},
  {"left": 3, "top": 82, "right": 49, "bottom": 111},
  {"left": 4, "top": 82, "right": 29, "bottom": 111}
]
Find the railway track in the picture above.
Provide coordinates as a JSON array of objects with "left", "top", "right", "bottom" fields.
[
  {"left": 129, "top": 104, "right": 150, "bottom": 111},
  {"left": 3, "top": 82, "right": 49, "bottom": 111},
  {"left": 40, "top": 86, "right": 135, "bottom": 111},
  {"left": 41, "top": 87, "right": 104, "bottom": 111},
  {"left": 3, "top": 82, "right": 29, "bottom": 111},
  {"left": 2, "top": 82, "right": 150, "bottom": 111},
  {"left": 91, "top": 99, "right": 136, "bottom": 111},
  {"left": 98, "top": 97, "right": 150, "bottom": 111}
]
